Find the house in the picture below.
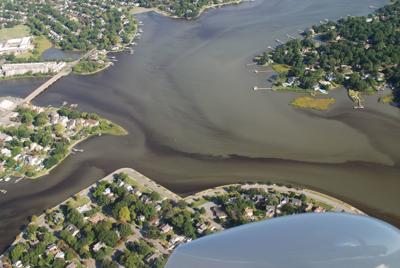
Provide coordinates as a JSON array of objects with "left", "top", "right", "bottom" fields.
[
  {"left": 76, "top": 204, "right": 91, "bottom": 214},
  {"left": 169, "top": 235, "right": 185, "bottom": 245},
  {"left": 149, "top": 217, "right": 160, "bottom": 226},
  {"left": 14, "top": 260, "right": 23, "bottom": 268},
  {"left": 314, "top": 206, "right": 326, "bottom": 213},
  {"left": 66, "top": 224, "right": 80, "bottom": 237},
  {"left": 145, "top": 252, "right": 160, "bottom": 264},
  {"left": 65, "top": 262, "right": 77, "bottom": 268},
  {"left": 103, "top": 187, "right": 112, "bottom": 196},
  {"left": 88, "top": 213, "right": 105, "bottom": 224},
  {"left": 26, "top": 156, "right": 43, "bottom": 166},
  {"left": 1, "top": 148, "right": 11, "bottom": 157},
  {"left": 52, "top": 210, "right": 64, "bottom": 224},
  {"left": 196, "top": 223, "right": 208, "bottom": 234},
  {"left": 265, "top": 205, "right": 275, "bottom": 218},
  {"left": 55, "top": 251, "right": 65, "bottom": 259},
  {"left": 159, "top": 223, "right": 173, "bottom": 234},
  {"left": 155, "top": 204, "right": 162, "bottom": 212},
  {"left": 126, "top": 184, "right": 133, "bottom": 192},
  {"left": 46, "top": 243, "right": 61, "bottom": 256},
  {"left": 278, "top": 197, "right": 289, "bottom": 207},
  {"left": 290, "top": 198, "right": 302, "bottom": 207},
  {"left": 212, "top": 206, "right": 227, "bottom": 220},
  {"left": 0, "top": 133, "right": 12, "bottom": 143},
  {"left": 59, "top": 116, "right": 69, "bottom": 127},
  {"left": 244, "top": 207, "right": 254, "bottom": 218},
  {"left": 84, "top": 119, "right": 99, "bottom": 127},
  {"left": 132, "top": 188, "right": 142, "bottom": 197},
  {"left": 66, "top": 119, "right": 76, "bottom": 130},
  {"left": 92, "top": 241, "right": 106, "bottom": 252},
  {"left": 138, "top": 215, "right": 146, "bottom": 221},
  {"left": 305, "top": 203, "right": 313, "bottom": 212}
]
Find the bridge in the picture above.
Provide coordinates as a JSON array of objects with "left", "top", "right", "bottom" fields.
[{"left": 22, "top": 48, "right": 96, "bottom": 104}]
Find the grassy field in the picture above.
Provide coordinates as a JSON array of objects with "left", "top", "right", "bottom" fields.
[
  {"left": 0, "top": 25, "right": 30, "bottom": 41},
  {"left": 271, "top": 64, "right": 291, "bottom": 74},
  {"left": 291, "top": 96, "right": 336, "bottom": 111},
  {"left": 68, "top": 195, "right": 90, "bottom": 208}
]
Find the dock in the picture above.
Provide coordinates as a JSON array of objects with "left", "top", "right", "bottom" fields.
[
  {"left": 286, "top": 34, "right": 296, "bottom": 40},
  {"left": 253, "top": 86, "right": 272, "bottom": 91}
]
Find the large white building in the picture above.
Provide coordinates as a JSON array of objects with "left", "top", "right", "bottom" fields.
[
  {"left": 0, "top": 62, "right": 66, "bottom": 77},
  {"left": 0, "top": 36, "right": 33, "bottom": 55}
]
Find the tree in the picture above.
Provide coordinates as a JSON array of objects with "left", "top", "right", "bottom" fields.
[
  {"left": 20, "top": 112, "right": 33, "bottom": 124},
  {"left": 10, "top": 243, "right": 28, "bottom": 262},
  {"left": 118, "top": 223, "right": 133, "bottom": 238},
  {"left": 101, "top": 260, "right": 119, "bottom": 268},
  {"left": 150, "top": 191, "right": 161, "bottom": 201},
  {"left": 34, "top": 112, "right": 49, "bottom": 126}
]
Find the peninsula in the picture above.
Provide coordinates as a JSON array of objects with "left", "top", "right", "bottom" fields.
[
  {"left": 253, "top": 1, "right": 400, "bottom": 110},
  {"left": 0, "top": 97, "right": 126, "bottom": 180},
  {"left": 0, "top": 168, "right": 363, "bottom": 268}
]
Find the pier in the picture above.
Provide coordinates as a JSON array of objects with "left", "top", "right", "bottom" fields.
[
  {"left": 253, "top": 86, "right": 272, "bottom": 91},
  {"left": 22, "top": 49, "right": 96, "bottom": 104},
  {"left": 286, "top": 34, "right": 296, "bottom": 40}
]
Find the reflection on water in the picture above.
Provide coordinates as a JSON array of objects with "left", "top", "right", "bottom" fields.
[
  {"left": 0, "top": 0, "right": 398, "bottom": 253},
  {"left": 41, "top": 47, "right": 81, "bottom": 61}
]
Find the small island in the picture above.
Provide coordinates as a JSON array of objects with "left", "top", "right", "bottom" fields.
[
  {"left": 254, "top": 1, "right": 400, "bottom": 110},
  {"left": 0, "top": 168, "right": 363, "bottom": 268},
  {"left": 0, "top": 97, "right": 126, "bottom": 180}
]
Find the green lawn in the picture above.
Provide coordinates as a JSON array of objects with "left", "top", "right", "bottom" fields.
[
  {"left": 68, "top": 195, "right": 90, "bottom": 208},
  {"left": 191, "top": 198, "right": 208, "bottom": 207},
  {"left": 271, "top": 64, "right": 291, "bottom": 74},
  {"left": 0, "top": 25, "right": 30, "bottom": 41}
]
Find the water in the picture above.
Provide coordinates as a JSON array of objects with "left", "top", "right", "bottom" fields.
[
  {"left": 41, "top": 47, "right": 81, "bottom": 61},
  {"left": 0, "top": 0, "right": 398, "bottom": 253}
]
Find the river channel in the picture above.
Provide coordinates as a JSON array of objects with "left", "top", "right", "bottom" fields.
[{"left": 0, "top": 0, "right": 398, "bottom": 252}]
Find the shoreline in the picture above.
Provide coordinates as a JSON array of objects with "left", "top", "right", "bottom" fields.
[
  {"left": 25, "top": 120, "right": 127, "bottom": 180},
  {"left": 0, "top": 0, "right": 246, "bottom": 82},
  {"left": 72, "top": 61, "right": 113, "bottom": 76},
  {"left": 0, "top": 98, "right": 128, "bottom": 181},
  {"left": 130, "top": 0, "right": 247, "bottom": 20},
  {"left": 2, "top": 167, "right": 365, "bottom": 255}
]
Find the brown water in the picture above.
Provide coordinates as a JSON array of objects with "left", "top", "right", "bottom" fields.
[{"left": 0, "top": 0, "right": 398, "bottom": 253}]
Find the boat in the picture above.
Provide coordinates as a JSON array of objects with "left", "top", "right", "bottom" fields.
[
  {"left": 0, "top": 189, "right": 7, "bottom": 194},
  {"left": 72, "top": 148, "right": 84, "bottom": 153},
  {"left": 4, "top": 177, "right": 10, "bottom": 182}
]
